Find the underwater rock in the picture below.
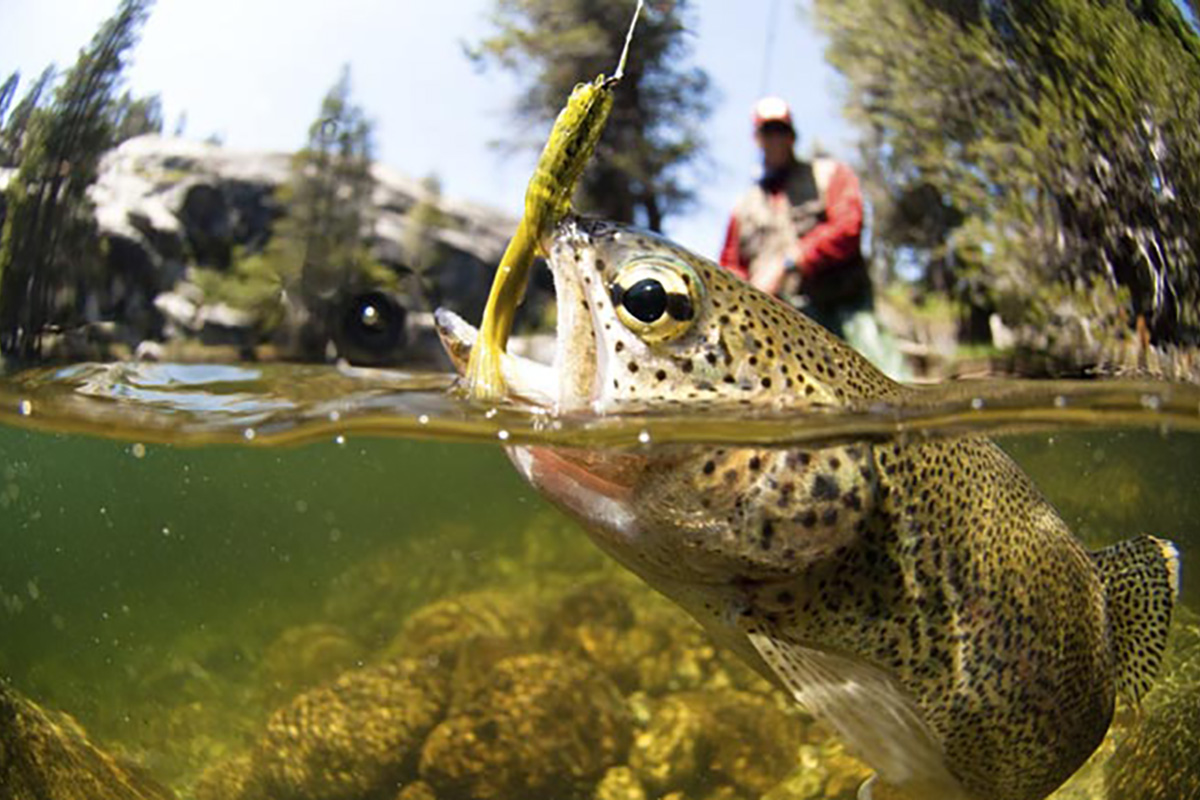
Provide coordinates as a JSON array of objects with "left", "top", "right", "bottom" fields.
[
  {"left": 548, "top": 575, "right": 766, "bottom": 697},
  {"left": 419, "top": 653, "right": 632, "bottom": 800},
  {"left": 1105, "top": 685, "right": 1200, "bottom": 800},
  {"left": 0, "top": 683, "right": 176, "bottom": 800},
  {"left": 245, "top": 658, "right": 448, "bottom": 800},
  {"left": 395, "top": 781, "right": 439, "bottom": 800},
  {"left": 759, "top": 737, "right": 872, "bottom": 800},
  {"left": 630, "top": 690, "right": 806, "bottom": 798},
  {"left": 193, "top": 752, "right": 255, "bottom": 800},
  {"left": 323, "top": 525, "right": 495, "bottom": 649},
  {"left": 1105, "top": 612, "right": 1200, "bottom": 800},
  {"left": 628, "top": 692, "right": 704, "bottom": 793},
  {"left": 387, "top": 589, "right": 546, "bottom": 671},
  {"left": 594, "top": 766, "right": 647, "bottom": 800},
  {"left": 259, "top": 622, "right": 366, "bottom": 701}
]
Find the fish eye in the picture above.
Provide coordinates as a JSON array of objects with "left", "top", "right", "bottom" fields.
[
  {"left": 610, "top": 257, "right": 702, "bottom": 344},
  {"left": 622, "top": 279, "right": 668, "bottom": 322}
]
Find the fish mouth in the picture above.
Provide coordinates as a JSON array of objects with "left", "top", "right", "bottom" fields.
[{"left": 434, "top": 215, "right": 612, "bottom": 413}]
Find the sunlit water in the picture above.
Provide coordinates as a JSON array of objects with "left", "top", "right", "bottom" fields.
[{"left": 0, "top": 362, "right": 1197, "bottom": 799}]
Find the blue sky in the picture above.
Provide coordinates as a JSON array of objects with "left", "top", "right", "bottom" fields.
[{"left": 0, "top": 0, "right": 854, "bottom": 256}]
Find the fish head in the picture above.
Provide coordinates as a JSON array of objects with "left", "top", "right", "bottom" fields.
[{"left": 435, "top": 216, "right": 898, "bottom": 585}]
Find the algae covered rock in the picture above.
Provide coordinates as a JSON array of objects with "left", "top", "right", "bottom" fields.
[
  {"left": 395, "top": 781, "right": 439, "bottom": 800},
  {"left": 193, "top": 752, "right": 255, "bottom": 800},
  {"left": 259, "top": 622, "right": 366, "bottom": 701},
  {"left": 1106, "top": 687, "right": 1200, "bottom": 800},
  {"left": 760, "top": 737, "right": 872, "bottom": 800},
  {"left": 1105, "top": 612, "right": 1200, "bottom": 800},
  {"left": 594, "top": 766, "right": 647, "bottom": 800},
  {"left": 0, "top": 683, "right": 176, "bottom": 800},
  {"left": 631, "top": 689, "right": 807, "bottom": 798},
  {"left": 245, "top": 658, "right": 448, "bottom": 800},
  {"left": 419, "top": 653, "right": 632, "bottom": 800},
  {"left": 387, "top": 589, "right": 546, "bottom": 668}
]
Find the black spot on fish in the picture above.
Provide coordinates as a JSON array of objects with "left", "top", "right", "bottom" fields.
[
  {"left": 813, "top": 474, "right": 840, "bottom": 500},
  {"left": 761, "top": 520, "right": 775, "bottom": 550}
]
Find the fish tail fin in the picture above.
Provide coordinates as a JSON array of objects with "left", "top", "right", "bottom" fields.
[{"left": 1092, "top": 534, "right": 1180, "bottom": 704}]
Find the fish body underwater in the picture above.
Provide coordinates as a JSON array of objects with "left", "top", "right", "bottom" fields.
[{"left": 435, "top": 217, "right": 1180, "bottom": 800}]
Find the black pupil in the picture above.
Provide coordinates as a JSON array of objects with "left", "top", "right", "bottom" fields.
[{"left": 622, "top": 279, "right": 668, "bottom": 323}]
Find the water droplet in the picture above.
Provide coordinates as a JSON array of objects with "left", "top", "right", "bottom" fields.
[
  {"left": 497, "top": 429, "right": 510, "bottom": 441},
  {"left": 243, "top": 428, "right": 256, "bottom": 441},
  {"left": 17, "top": 400, "right": 31, "bottom": 416},
  {"left": 970, "top": 397, "right": 984, "bottom": 410},
  {"left": 638, "top": 430, "right": 651, "bottom": 444},
  {"left": 131, "top": 443, "right": 146, "bottom": 459}
]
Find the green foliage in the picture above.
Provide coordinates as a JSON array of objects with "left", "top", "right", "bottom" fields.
[
  {"left": 812, "top": 0, "right": 1200, "bottom": 344},
  {"left": 190, "top": 250, "right": 286, "bottom": 333},
  {"left": 0, "top": 66, "right": 56, "bottom": 168},
  {"left": 222, "top": 66, "right": 392, "bottom": 353},
  {"left": 0, "top": 0, "right": 154, "bottom": 361},
  {"left": 111, "top": 90, "right": 164, "bottom": 144},
  {"left": 469, "top": 0, "right": 713, "bottom": 232}
]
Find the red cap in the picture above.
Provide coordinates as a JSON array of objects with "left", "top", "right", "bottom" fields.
[{"left": 752, "top": 96, "right": 794, "bottom": 134}]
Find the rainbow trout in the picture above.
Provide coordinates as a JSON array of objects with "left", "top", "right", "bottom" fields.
[{"left": 434, "top": 217, "right": 1179, "bottom": 800}]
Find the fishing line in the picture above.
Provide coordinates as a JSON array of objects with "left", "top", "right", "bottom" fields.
[
  {"left": 615, "top": 0, "right": 645, "bottom": 80},
  {"left": 759, "top": 0, "right": 782, "bottom": 95}
]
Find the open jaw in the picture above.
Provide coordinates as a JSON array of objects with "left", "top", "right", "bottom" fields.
[{"left": 434, "top": 217, "right": 609, "bottom": 414}]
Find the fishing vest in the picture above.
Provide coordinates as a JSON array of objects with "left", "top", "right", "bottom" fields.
[{"left": 733, "top": 157, "right": 870, "bottom": 309}]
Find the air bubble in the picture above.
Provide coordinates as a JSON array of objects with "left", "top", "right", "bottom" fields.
[
  {"left": 1053, "top": 396, "right": 1067, "bottom": 409},
  {"left": 970, "top": 397, "right": 984, "bottom": 410},
  {"left": 1141, "top": 394, "right": 1162, "bottom": 411},
  {"left": 417, "top": 414, "right": 430, "bottom": 425},
  {"left": 329, "top": 410, "right": 341, "bottom": 422},
  {"left": 131, "top": 443, "right": 146, "bottom": 459},
  {"left": 243, "top": 428, "right": 256, "bottom": 441},
  {"left": 638, "top": 430, "right": 651, "bottom": 444},
  {"left": 17, "top": 400, "right": 31, "bottom": 416},
  {"left": 335, "top": 435, "right": 346, "bottom": 446},
  {"left": 497, "top": 429, "right": 510, "bottom": 441}
]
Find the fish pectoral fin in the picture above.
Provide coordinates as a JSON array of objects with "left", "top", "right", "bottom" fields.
[
  {"left": 1091, "top": 534, "right": 1180, "bottom": 705},
  {"left": 740, "top": 618, "right": 970, "bottom": 800}
]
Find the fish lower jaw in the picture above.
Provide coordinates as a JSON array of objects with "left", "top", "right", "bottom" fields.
[{"left": 433, "top": 308, "right": 558, "bottom": 407}]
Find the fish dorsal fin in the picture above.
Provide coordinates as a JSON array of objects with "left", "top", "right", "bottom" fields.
[
  {"left": 740, "top": 618, "right": 970, "bottom": 800},
  {"left": 1091, "top": 534, "right": 1180, "bottom": 704}
]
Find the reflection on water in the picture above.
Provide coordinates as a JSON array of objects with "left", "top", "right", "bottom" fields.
[{"left": 0, "top": 364, "right": 1196, "bottom": 799}]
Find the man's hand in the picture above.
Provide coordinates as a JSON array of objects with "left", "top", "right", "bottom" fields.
[{"left": 750, "top": 257, "right": 788, "bottom": 295}]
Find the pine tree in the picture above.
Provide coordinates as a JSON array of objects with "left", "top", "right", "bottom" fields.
[
  {"left": 811, "top": 0, "right": 1200, "bottom": 344},
  {"left": 0, "top": 0, "right": 154, "bottom": 361},
  {"left": 469, "top": 0, "right": 713, "bottom": 232},
  {"left": 0, "top": 66, "right": 56, "bottom": 168},
  {"left": 111, "top": 90, "right": 164, "bottom": 144},
  {"left": 0, "top": 73, "right": 19, "bottom": 133},
  {"left": 220, "top": 65, "right": 390, "bottom": 358}
]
